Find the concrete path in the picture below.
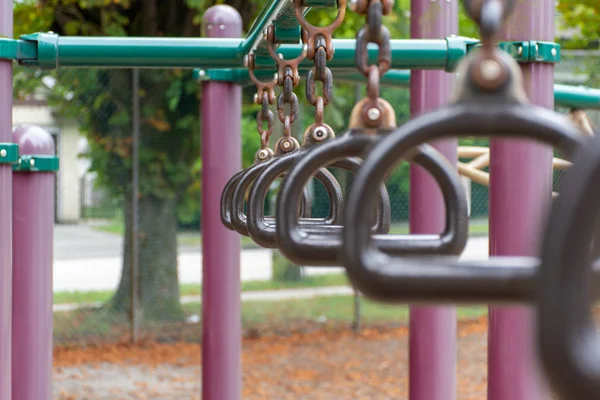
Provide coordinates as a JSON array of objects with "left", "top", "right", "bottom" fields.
[{"left": 52, "top": 224, "right": 490, "bottom": 293}]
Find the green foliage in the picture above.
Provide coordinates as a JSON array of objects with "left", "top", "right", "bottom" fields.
[
  {"left": 557, "top": 0, "right": 600, "bottom": 48},
  {"left": 12, "top": 0, "right": 484, "bottom": 227},
  {"left": 13, "top": 1, "right": 210, "bottom": 228}
]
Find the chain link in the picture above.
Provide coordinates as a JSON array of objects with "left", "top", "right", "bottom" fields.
[
  {"left": 245, "top": 54, "right": 276, "bottom": 162},
  {"left": 354, "top": 0, "right": 393, "bottom": 127},
  {"left": 265, "top": 28, "right": 306, "bottom": 153},
  {"left": 295, "top": 0, "right": 346, "bottom": 138},
  {"left": 294, "top": 0, "right": 347, "bottom": 61},
  {"left": 462, "top": 0, "right": 517, "bottom": 90},
  {"left": 306, "top": 38, "right": 333, "bottom": 126}
]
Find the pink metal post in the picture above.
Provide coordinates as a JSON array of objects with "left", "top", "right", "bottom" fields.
[
  {"left": 11, "top": 126, "right": 55, "bottom": 400},
  {"left": 487, "top": 1, "right": 554, "bottom": 399},
  {"left": 0, "top": 0, "right": 13, "bottom": 398},
  {"left": 201, "top": 5, "right": 242, "bottom": 400},
  {"left": 409, "top": 1, "right": 458, "bottom": 399}
]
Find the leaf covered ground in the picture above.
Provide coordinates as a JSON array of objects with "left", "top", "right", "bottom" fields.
[{"left": 53, "top": 316, "right": 491, "bottom": 400}]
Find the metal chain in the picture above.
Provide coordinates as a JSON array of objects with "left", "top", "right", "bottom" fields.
[
  {"left": 295, "top": 0, "right": 347, "bottom": 140},
  {"left": 266, "top": 28, "right": 306, "bottom": 153},
  {"left": 353, "top": 0, "right": 394, "bottom": 128},
  {"left": 245, "top": 54, "right": 276, "bottom": 162}
]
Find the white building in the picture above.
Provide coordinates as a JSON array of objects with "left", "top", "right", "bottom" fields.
[{"left": 12, "top": 97, "right": 90, "bottom": 223}]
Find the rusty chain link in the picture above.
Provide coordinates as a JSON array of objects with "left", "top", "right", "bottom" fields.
[
  {"left": 295, "top": 0, "right": 346, "bottom": 61},
  {"left": 352, "top": 0, "right": 394, "bottom": 128},
  {"left": 295, "top": 0, "right": 347, "bottom": 140},
  {"left": 461, "top": 0, "right": 517, "bottom": 90},
  {"left": 245, "top": 54, "right": 276, "bottom": 162},
  {"left": 265, "top": 28, "right": 306, "bottom": 153}
]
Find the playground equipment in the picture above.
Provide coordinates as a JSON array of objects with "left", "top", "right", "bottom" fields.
[
  {"left": 457, "top": 146, "right": 574, "bottom": 199},
  {"left": 2, "top": 0, "right": 600, "bottom": 399},
  {"left": 245, "top": 0, "right": 393, "bottom": 250}
]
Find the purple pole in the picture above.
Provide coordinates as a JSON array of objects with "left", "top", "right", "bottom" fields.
[
  {"left": 0, "top": 0, "right": 13, "bottom": 397},
  {"left": 408, "top": 2, "right": 458, "bottom": 400},
  {"left": 487, "top": 1, "right": 554, "bottom": 399},
  {"left": 201, "top": 5, "right": 242, "bottom": 400},
  {"left": 11, "top": 126, "right": 55, "bottom": 400}
]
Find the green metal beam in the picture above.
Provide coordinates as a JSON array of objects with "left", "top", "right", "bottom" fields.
[
  {"left": 19, "top": 33, "right": 243, "bottom": 69},
  {"left": 334, "top": 70, "right": 411, "bottom": 87},
  {"left": 195, "top": 67, "right": 600, "bottom": 111},
  {"left": 14, "top": 33, "right": 475, "bottom": 71},
  {"left": 0, "top": 37, "right": 37, "bottom": 62},
  {"left": 554, "top": 84, "right": 600, "bottom": 110}
]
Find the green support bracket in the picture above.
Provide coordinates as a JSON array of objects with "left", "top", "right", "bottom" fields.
[
  {"left": 467, "top": 40, "right": 560, "bottom": 64},
  {"left": 529, "top": 41, "right": 561, "bottom": 63},
  {"left": 19, "top": 32, "right": 59, "bottom": 69},
  {"left": 13, "top": 155, "right": 59, "bottom": 172},
  {"left": 239, "top": 0, "right": 309, "bottom": 56},
  {"left": 0, "top": 37, "right": 37, "bottom": 62},
  {"left": 272, "top": 25, "right": 303, "bottom": 45},
  {"left": 0, "top": 143, "right": 19, "bottom": 164}
]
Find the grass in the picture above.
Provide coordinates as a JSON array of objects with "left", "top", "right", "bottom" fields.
[
  {"left": 389, "top": 218, "right": 489, "bottom": 236},
  {"left": 53, "top": 273, "right": 350, "bottom": 305},
  {"left": 182, "top": 295, "right": 487, "bottom": 325},
  {"left": 54, "top": 294, "right": 487, "bottom": 344}
]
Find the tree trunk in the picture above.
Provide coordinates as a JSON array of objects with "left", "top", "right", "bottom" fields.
[{"left": 109, "top": 195, "right": 185, "bottom": 321}]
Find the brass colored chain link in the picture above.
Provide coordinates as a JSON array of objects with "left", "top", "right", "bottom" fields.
[
  {"left": 353, "top": 0, "right": 394, "bottom": 128},
  {"left": 245, "top": 54, "right": 276, "bottom": 162},
  {"left": 295, "top": 0, "right": 347, "bottom": 61},
  {"left": 295, "top": 0, "right": 347, "bottom": 141},
  {"left": 462, "top": 0, "right": 516, "bottom": 90},
  {"left": 265, "top": 29, "right": 306, "bottom": 153}
]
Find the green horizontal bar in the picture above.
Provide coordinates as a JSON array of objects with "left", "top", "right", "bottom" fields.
[
  {"left": 20, "top": 33, "right": 243, "bottom": 69},
  {"left": 255, "top": 38, "right": 466, "bottom": 71},
  {"left": 196, "top": 67, "right": 369, "bottom": 83},
  {"left": 195, "top": 67, "right": 600, "bottom": 111},
  {"left": 18, "top": 33, "right": 472, "bottom": 71},
  {"left": 467, "top": 40, "right": 561, "bottom": 64},
  {"left": 336, "top": 70, "right": 412, "bottom": 88},
  {"left": 13, "top": 155, "right": 59, "bottom": 172},
  {"left": 0, "top": 37, "right": 37, "bottom": 61},
  {"left": 554, "top": 84, "right": 600, "bottom": 110}
]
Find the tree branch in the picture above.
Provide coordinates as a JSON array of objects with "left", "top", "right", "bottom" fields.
[{"left": 141, "top": 0, "right": 158, "bottom": 36}]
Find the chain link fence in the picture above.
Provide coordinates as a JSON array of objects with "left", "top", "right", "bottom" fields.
[{"left": 41, "top": 53, "right": 598, "bottom": 346}]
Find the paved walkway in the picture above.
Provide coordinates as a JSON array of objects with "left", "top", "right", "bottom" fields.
[{"left": 52, "top": 224, "right": 490, "bottom": 293}]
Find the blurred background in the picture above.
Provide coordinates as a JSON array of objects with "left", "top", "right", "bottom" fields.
[{"left": 9, "top": 0, "right": 600, "bottom": 398}]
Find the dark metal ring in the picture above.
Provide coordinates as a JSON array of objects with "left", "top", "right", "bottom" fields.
[
  {"left": 537, "top": 132, "right": 600, "bottom": 400},
  {"left": 229, "top": 159, "right": 313, "bottom": 236}
]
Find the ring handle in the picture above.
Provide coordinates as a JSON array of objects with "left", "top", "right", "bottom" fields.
[
  {"left": 230, "top": 161, "right": 312, "bottom": 236},
  {"left": 246, "top": 150, "right": 345, "bottom": 248},
  {"left": 276, "top": 132, "right": 464, "bottom": 266},
  {"left": 221, "top": 169, "right": 247, "bottom": 230},
  {"left": 342, "top": 103, "right": 585, "bottom": 304},
  {"left": 538, "top": 133, "right": 600, "bottom": 399}
]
